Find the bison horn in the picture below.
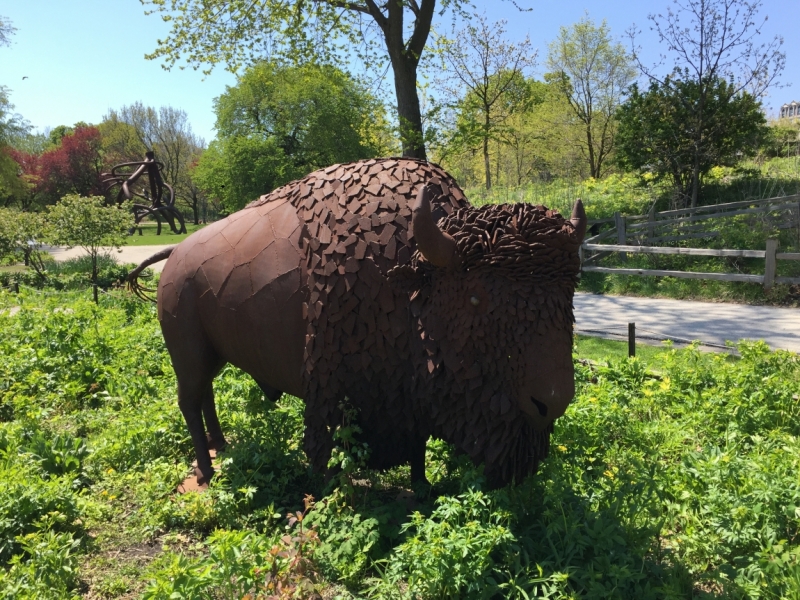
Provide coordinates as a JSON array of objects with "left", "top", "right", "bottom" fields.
[
  {"left": 412, "top": 184, "right": 458, "bottom": 268},
  {"left": 570, "top": 199, "right": 587, "bottom": 243}
]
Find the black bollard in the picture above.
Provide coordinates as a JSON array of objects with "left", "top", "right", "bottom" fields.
[{"left": 628, "top": 322, "right": 636, "bottom": 358}]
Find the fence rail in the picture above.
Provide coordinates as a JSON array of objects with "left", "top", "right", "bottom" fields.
[{"left": 581, "top": 195, "right": 800, "bottom": 289}]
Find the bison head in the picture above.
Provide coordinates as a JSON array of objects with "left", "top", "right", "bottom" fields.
[{"left": 392, "top": 184, "right": 586, "bottom": 486}]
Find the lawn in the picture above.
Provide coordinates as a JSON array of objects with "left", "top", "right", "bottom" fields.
[
  {"left": 124, "top": 222, "right": 206, "bottom": 246},
  {"left": 0, "top": 285, "right": 799, "bottom": 599}
]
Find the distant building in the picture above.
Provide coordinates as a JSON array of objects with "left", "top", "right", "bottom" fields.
[{"left": 780, "top": 100, "right": 800, "bottom": 119}]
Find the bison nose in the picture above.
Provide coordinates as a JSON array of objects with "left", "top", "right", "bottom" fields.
[{"left": 519, "top": 374, "right": 575, "bottom": 431}]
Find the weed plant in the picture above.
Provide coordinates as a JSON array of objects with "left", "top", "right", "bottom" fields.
[{"left": 1, "top": 287, "right": 800, "bottom": 598}]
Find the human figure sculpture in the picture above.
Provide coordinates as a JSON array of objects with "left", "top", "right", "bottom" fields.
[
  {"left": 129, "top": 158, "right": 586, "bottom": 489},
  {"left": 101, "top": 151, "right": 187, "bottom": 235}
]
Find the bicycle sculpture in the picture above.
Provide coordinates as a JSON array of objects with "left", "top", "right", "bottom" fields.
[{"left": 102, "top": 151, "right": 187, "bottom": 235}]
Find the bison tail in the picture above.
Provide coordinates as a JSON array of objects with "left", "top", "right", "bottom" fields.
[{"left": 127, "top": 246, "right": 175, "bottom": 302}]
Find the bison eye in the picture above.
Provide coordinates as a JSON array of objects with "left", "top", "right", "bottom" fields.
[{"left": 470, "top": 295, "right": 480, "bottom": 306}]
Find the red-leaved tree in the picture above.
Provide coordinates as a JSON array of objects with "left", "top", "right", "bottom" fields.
[{"left": 38, "top": 126, "right": 105, "bottom": 205}]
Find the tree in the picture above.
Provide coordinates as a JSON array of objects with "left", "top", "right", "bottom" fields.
[
  {"left": 0, "top": 15, "right": 15, "bottom": 47},
  {"left": 37, "top": 126, "right": 106, "bottom": 206},
  {"left": 142, "top": 0, "right": 527, "bottom": 159},
  {"left": 0, "top": 209, "right": 48, "bottom": 278},
  {"left": 629, "top": 0, "right": 785, "bottom": 206},
  {"left": 46, "top": 195, "right": 133, "bottom": 303},
  {"left": 195, "top": 62, "right": 390, "bottom": 211},
  {"left": 193, "top": 136, "right": 294, "bottom": 214},
  {"left": 102, "top": 104, "right": 205, "bottom": 223},
  {"left": 3, "top": 147, "right": 39, "bottom": 209},
  {"left": 616, "top": 76, "right": 766, "bottom": 200},
  {"left": 493, "top": 79, "right": 577, "bottom": 185},
  {"left": 547, "top": 16, "right": 636, "bottom": 180},
  {"left": 216, "top": 62, "right": 389, "bottom": 171},
  {"left": 0, "top": 87, "right": 31, "bottom": 205},
  {"left": 436, "top": 15, "right": 536, "bottom": 190}
]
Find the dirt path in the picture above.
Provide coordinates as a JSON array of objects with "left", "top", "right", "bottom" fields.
[
  {"left": 575, "top": 292, "right": 800, "bottom": 353},
  {"left": 47, "top": 245, "right": 174, "bottom": 273}
]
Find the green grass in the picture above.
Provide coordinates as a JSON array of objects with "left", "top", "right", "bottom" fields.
[
  {"left": 0, "top": 265, "right": 26, "bottom": 274},
  {"left": 123, "top": 222, "right": 206, "bottom": 246},
  {"left": 1, "top": 287, "right": 800, "bottom": 599},
  {"left": 575, "top": 334, "right": 675, "bottom": 364}
]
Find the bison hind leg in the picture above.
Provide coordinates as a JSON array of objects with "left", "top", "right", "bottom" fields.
[
  {"left": 172, "top": 344, "right": 225, "bottom": 487},
  {"left": 202, "top": 385, "right": 227, "bottom": 452}
]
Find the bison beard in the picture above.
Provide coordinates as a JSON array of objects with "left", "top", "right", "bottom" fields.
[{"left": 245, "top": 160, "right": 581, "bottom": 488}]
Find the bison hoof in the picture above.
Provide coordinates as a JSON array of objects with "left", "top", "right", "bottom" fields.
[
  {"left": 195, "top": 466, "right": 214, "bottom": 487},
  {"left": 206, "top": 434, "right": 228, "bottom": 452}
]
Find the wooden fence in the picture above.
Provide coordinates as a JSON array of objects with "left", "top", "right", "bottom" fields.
[{"left": 581, "top": 194, "right": 800, "bottom": 289}]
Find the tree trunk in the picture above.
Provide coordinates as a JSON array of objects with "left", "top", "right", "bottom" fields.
[
  {"left": 586, "top": 125, "right": 597, "bottom": 179},
  {"left": 390, "top": 55, "right": 426, "bottom": 160},
  {"left": 92, "top": 255, "right": 98, "bottom": 304},
  {"left": 483, "top": 112, "right": 492, "bottom": 190},
  {"left": 690, "top": 156, "right": 700, "bottom": 208},
  {"left": 191, "top": 194, "right": 199, "bottom": 225}
]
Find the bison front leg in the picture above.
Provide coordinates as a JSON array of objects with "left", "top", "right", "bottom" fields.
[
  {"left": 303, "top": 413, "right": 337, "bottom": 477},
  {"left": 410, "top": 435, "right": 430, "bottom": 486}
]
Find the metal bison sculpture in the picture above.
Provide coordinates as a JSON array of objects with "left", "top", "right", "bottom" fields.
[{"left": 129, "top": 158, "right": 586, "bottom": 489}]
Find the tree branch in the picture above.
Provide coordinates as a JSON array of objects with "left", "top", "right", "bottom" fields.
[
  {"left": 320, "top": 0, "right": 372, "bottom": 15},
  {"left": 362, "top": 0, "right": 389, "bottom": 31},
  {"left": 407, "top": 0, "right": 435, "bottom": 61}
]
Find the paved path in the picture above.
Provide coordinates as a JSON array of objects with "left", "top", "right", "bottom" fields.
[
  {"left": 48, "top": 245, "right": 173, "bottom": 273},
  {"left": 49, "top": 245, "right": 799, "bottom": 353},
  {"left": 575, "top": 293, "right": 800, "bottom": 353}
]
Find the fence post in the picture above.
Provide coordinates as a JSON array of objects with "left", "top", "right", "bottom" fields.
[
  {"left": 615, "top": 212, "right": 627, "bottom": 262},
  {"left": 628, "top": 322, "right": 636, "bottom": 358},
  {"left": 764, "top": 239, "right": 779, "bottom": 290},
  {"left": 647, "top": 202, "right": 656, "bottom": 244}
]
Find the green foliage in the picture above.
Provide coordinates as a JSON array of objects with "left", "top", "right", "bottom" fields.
[
  {"left": 435, "top": 15, "right": 535, "bottom": 191},
  {"left": 2, "top": 282, "right": 800, "bottom": 597},
  {"left": 616, "top": 76, "right": 767, "bottom": 203},
  {"left": 195, "top": 62, "right": 390, "bottom": 212},
  {"left": 546, "top": 15, "right": 636, "bottom": 179},
  {"left": 45, "top": 194, "right": 133, "bottom": 301},
  {"left": 306, "top": 491, "right": 381, "bottom": 585},
  {"left": 371, "top": 490, "right": 517, "bottom": 599},
  {"left": 46, "top": 195, "right": 132, "bottom": 255},
  {"left": 143, "top": 499, "right": 322, "bottom": 599},
  {"left": 0, "top": 531, "right": 81, "bottom": 600},
  {"left": 141, "top": 0, "right": 473, "bottom": 158},
  {"left": 0, "top": 208, "right": 48, "bottom": 277},
  {"left": 193, "top": 136, "right": 295, "bottom": 214},
  {"left": 326, "top": 400, "right": 372, "bottom": 505},
  {"left": 0, "top": 254, "right": 134, "bottom": 293}
]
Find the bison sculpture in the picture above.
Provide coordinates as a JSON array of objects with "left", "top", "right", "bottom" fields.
[{"left": 129, "top": 158, "right": 587, "bottom": 489}]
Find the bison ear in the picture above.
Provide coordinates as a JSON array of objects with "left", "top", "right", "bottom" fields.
[
  {"left": 387, "top": 264, "right": 429, "bottom": 294},
  {"left": 570, "top": 199, "right": 587, "bottom": 243}
]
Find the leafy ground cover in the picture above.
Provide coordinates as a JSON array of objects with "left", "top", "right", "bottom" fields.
[{"left": 1, "top": 284, "right": 799, "bottom": 599}]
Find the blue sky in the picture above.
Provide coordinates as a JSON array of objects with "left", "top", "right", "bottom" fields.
[{"left": 1, "top": 0, "right": 797, "bottom": 144}]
